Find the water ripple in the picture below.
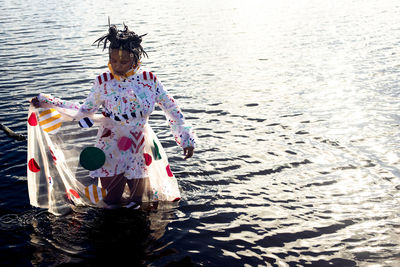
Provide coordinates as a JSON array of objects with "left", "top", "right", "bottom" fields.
[{"left": 1, "top": 0, "right": 400, "bottom": 266}]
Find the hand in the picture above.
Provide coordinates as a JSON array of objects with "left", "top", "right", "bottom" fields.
[
  {"left": 30, "top": 97, "right": 41, "bottom": 108},
  {"left": 183, "top": 146, "right": 194, "bottom": 160}
]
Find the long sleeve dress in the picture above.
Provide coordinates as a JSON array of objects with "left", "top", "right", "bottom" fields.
[{"left": 27, "top": 64, "right": 196, "bottom": 215}]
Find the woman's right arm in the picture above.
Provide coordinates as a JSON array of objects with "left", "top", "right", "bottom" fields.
[
  {"left": 32, "top": 79, "right": 103, "bottom": 115},
  {"left": 34, "top": 93, "right": 81, "bottom": 110}
]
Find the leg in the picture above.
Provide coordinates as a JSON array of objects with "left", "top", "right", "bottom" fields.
[
  {"left": 126, "top": 177, "right": 151, "bottom": 203},
  {"left": 100, "top": 173, "right": 126, "bottom": 205}
]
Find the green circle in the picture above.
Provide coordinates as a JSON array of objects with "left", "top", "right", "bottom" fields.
[{"left": 79, "top": 147, "right": 106, "bottom": 171}]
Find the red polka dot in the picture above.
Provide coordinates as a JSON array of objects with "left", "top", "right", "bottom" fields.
[
  {"left": 144, "top": 153, "right": 152, "bottom": 166},
  {"left": 28, "top": 112, "right": 37, "bottom": 126},
  {"left": 69, "top": 189, "right": 80, "bottom": 199},
  {"left": 28, "top": 158, "right": 40, "bottom": 172},
  {"left": 117, "top": 136, "right": 132, "bottom": 151},
  {"left": 101, "top": 128, "right": 112, "bottom": 138},
  {"left": 166, "top": 164, "right": 173, "bottom": 177}
]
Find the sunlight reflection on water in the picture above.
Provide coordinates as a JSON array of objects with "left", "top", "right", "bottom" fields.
[{"left": 0, "top": 0, "right": 399, "bottom": 266}]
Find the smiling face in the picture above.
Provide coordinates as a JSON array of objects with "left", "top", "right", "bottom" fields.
[{"left": 109, "top": 49, "right": 135, "bottom": 76}]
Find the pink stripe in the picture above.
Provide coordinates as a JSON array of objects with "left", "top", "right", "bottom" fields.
[
  {"left": 135, "top": 137, "right": 145, "bottom": 153},
  {"left": 131, "top": 131, "right": 142, "bottom": 140}
]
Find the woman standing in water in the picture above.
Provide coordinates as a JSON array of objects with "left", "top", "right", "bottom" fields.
[{"left": 31, "top": 23, "right": 196, "bottom": 209}]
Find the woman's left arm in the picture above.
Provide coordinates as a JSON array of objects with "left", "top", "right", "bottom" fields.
[{"left": 155, "top": 78, "right": 196, "bottom": 159}]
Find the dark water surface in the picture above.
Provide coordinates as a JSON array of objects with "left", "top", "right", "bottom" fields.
[{"left": 1, "top": 0, "right": 400, "bottom": 266}]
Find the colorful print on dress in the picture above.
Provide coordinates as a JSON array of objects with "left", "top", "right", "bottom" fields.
[
  {"left": 39, "top": 108, "right": 62, "bottom": 134},
  {"left": 49, "top": 148, "right": 57, "bottom": 164},
  {"left": 144, "top": 153, "right": 152, "bottom": 166},
  {"left": 78, "top": 117, "right": 94, "bottom": 128},
  {"left": 68, "top": 189, "right": 80, "bottom": 199},
  {"left": 101, "top": 128, "right": 112, "bottom": 138},
  {"left": 152, "top": 140, "right": 162, "bottom": 160},
  {"left": 166, "top": 164, "right": 173, "bottom": 177},
  {"left": 130, "top": 131, "right": 144, "bottom": 153},
  {"left": 79, "top": 147, "right": 106, "bottom": 171},
  {"left": 85, "top": 184, "right": 107, "bottom": 204},
  {"left": 28, "top": 158, "right": 40, "bottom": 173},
  {"left": 117, "top": 136, "right": 133, "bottom": 151},
  {"left": 28, "top": 112, "right": 38, "bottom": 126}
]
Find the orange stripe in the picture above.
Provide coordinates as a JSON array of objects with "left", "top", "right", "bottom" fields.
[
  {"left": 93, "top": 186, "right": 99, "bottom": 203},
  {"left": 101, "top": 188, "right": 107, "bottom": 199},
  {"left": 39, "top": 108, "right": 55, "bottom": 117},
  {"left": 44, "top": 122, "right": 62, "bottom": 132},
  {"left": 39, "top": 114, "right": 61, "bottom": 126},
  {"left": 85, "top": 187, "right": 90, "bottom": 200}
]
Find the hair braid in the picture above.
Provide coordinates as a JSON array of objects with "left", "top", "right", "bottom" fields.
[{"left": 94, "top": 23, "right": 148, "bottom": 65}]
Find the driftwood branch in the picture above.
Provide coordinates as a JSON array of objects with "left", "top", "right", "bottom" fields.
[{"left": 0, "top": 123, "right": 26, "bottom": 141}]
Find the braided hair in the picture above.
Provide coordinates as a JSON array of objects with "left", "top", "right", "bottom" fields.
[{"left": 94, "top": 23, "right": 148, "bottom": 65}]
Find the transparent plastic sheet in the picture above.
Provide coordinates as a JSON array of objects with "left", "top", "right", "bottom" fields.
[{"left": 27, "top": 105, "right": 181, "bottom": 216}]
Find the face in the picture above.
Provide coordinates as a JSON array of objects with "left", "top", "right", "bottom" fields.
[{"left": 109, "top": 49, "right": 135, "bottom": 76}]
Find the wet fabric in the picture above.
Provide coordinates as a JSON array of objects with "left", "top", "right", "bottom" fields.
[{"left": 27, "top": 68, "right": 195, "bottom": 215}]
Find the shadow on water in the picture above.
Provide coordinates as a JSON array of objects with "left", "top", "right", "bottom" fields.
[{"left": 0, "top": 204, "right": 195, "bottom": 267}]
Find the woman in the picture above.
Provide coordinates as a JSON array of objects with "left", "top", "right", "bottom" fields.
[{"left": 30, "top": 23, "right": 196, "bottom": 210}]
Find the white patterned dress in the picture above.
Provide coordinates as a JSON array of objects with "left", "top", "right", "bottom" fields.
[{"left": 38, "top": 65, "right": 196, "bottom": 180}]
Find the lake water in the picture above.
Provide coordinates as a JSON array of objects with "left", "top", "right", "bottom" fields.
[{"left": 0, "top": 0, "right": 399, "bottom": 266}]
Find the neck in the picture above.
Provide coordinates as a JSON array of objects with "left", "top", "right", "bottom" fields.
[{"left": 108, "top": 62, "right": 141, "bottom": 81}]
